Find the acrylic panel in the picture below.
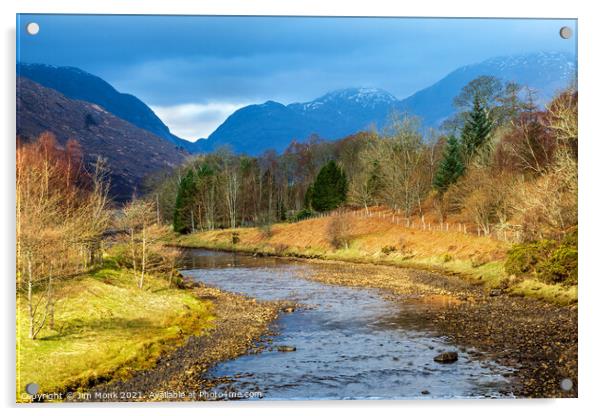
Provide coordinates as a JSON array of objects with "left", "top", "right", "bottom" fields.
[{"left": 16, "top": 14, "right": 578, "bottom": 402}]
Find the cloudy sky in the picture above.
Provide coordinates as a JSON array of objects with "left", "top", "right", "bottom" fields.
[{"left": 17, "top": 15, "right": 576, "bottom": 140}]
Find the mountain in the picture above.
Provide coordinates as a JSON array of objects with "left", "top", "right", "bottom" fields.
[
  {"left": 194, "top": 88, "right": 398, "bottom": 155},
  {"left": 196, "top": 51, "right": 576, "bottom": 155},
  {"left": 397, "top": 51, "right": 576, "bottom": 127},
  {"left": 17, "top": 63, "right": 195, "bottom": 152},
  {"left": 17, "top": 77, "right": 187, "bottom": 202}
]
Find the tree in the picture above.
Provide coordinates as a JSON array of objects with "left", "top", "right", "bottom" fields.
[
  {"left": 309, "top": 161, "right": 348, "bottom": 212},
  {"left": 220, "top": 152, "right": 241, "bottom": 229},
  {"left": 349, "top": 158, "right": 384, "bottom": 214},
  {"left": 454, "top": 76, "right": 504, "bottom": 112},
  {"left": 445, "top": 76, "right": 526, "bottom": 135},
  {"left": 460, "top": 95, "right": 493, "bottom": 161},
  {"left": 433, "top": 135, "right": 465, "bottom": 193},
  {"left": 119, "top": 199, "right": 158, "bottom": 289},
  {"left": 173, "top": 169, "right": 197, "bottom": 234},
  {"left": 364, "top": 115, "right": 429, "bottom": 216}
]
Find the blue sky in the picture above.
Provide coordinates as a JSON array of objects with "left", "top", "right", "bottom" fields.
[{"left": 17, "top": 15, "right": 577, "bottom": 140}]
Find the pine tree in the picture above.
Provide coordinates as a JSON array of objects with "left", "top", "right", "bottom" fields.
[
  {"left": 309, "top": 161, "right": 348, "bottom": 212},
  {"left": 460, "top": 95, "right": 493, "bottom": 161},
  {"left": 173, "top": 169, "right": 197, "bottom": 233},
  {"left": 433, "top": 135, "right": 465, "bottom": 193}
]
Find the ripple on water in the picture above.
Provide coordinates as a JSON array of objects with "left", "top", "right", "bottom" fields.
[{"left": 180, "top": 250, "right": 515, "bottom": 400}]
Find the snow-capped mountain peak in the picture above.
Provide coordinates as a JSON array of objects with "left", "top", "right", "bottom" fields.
[{"left": 295, "top": 87, "right": 399, "bottom": 112}]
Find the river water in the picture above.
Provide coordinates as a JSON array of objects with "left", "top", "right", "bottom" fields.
[{"left": 180, "top": 249, "right": 515, "bottom": 400}]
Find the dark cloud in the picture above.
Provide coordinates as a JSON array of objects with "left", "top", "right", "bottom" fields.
[{"left": 17, "top": 15, "right": 576, "bottom": 139}]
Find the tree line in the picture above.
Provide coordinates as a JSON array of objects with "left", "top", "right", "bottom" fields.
[{"left": 152, "top": 75, "right": 576, "bottom": 244}]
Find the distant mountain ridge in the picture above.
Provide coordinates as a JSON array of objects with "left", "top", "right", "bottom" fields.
[
  {"left": 17, "top": 63, "right": 195, "bottom": 152},
  {"left": 17, "top": 51, "right": 576, "bottom": 157},
  {"left": 195, "top": 51, "right": 576, "bottom": 155}
]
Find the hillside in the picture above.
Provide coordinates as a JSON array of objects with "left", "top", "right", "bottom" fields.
[
  {"left": 17, "top": 77, "right": 187, "bottom": 202},
  {"left": 17, "top": 63, "right": 194, "bottom": 152}
]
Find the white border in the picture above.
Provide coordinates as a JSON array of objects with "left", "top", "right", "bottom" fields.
[{"left": 2, "top": 1, "right": 600, "bottom": 415}]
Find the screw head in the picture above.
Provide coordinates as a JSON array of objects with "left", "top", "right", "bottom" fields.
[
  {"left": 560, "top": 378, "right": 573, "bottom": 391},
  {"left": 559, "top": 26, "right": 573, "bottom": 39},
  {"left": 26, "top": 22, "right": 40, "bottom": 35},
  {"left": 25, "top": 383, "right": 39, "bottom": 395}
]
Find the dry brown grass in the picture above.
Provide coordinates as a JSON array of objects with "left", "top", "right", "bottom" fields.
[
  {"left": 179, "top": 212, "right": 508, "bottom": 262},
  {"left": 174, "top": 211, "right": 576, "bottom": 305}
]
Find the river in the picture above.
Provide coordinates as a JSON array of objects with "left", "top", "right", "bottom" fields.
[{"left": 180, "top": 249, "right": 515, "bottom": 400}]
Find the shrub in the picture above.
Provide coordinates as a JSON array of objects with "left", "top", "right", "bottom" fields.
[
  {"left": 231, "top": 232, "right": 240, "bottom": 245},
  {"left": 327, "top": 217, "right": 352, "bottom": 249},
  {"left": 537, "top": 232, "right": 578, "bottom": 285},
  {"left": 504, "top": 230, "right": 577, "bottom": 285},
  {"left": 505, "top": 240, "right": 553, "bottom": 276}
]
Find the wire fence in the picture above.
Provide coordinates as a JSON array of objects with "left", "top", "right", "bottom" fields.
[{"left": 293, "top": 206, "right": 521, "bottom": 243}]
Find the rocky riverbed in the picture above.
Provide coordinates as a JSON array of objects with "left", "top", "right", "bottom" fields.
[{"left": 298, "top": 260, "right": 578, "bottom": 398}]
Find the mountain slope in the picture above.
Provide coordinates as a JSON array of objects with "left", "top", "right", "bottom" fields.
[
  {"left": 196, "top": 51, "right": 576, "bottom": 155},
  {"left": 195, "top": 100, "right": 310, "bottom": 155},
  {"left": 196, "top": 88, "right": 398, "bottom": 155},
  {"left": 17, "top": 77, "right": 187, "bottom": 202},
  {"left": 17, "top": 63, "right": 194, "bottom": 151}
]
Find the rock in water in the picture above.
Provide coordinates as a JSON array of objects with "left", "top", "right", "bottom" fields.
[
  {"left": 434, "top": 351, "right": 458, "bottom": 363},
  {"left": 277, "top": 345, "right": 296, "bottom": 352}
]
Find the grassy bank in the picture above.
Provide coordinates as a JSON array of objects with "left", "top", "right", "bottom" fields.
[
  {"left": 16, "top": 262, "right": 214, "bottom": 401},
  {"left": 173, "top": 214, "right": 577, "bottom": 305}
]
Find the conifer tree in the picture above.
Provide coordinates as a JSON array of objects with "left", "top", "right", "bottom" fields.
[
  {"left": 433, "top": 135, "right": 465, "bottom": 193},
  {"left": 309, "top": 161, "right": 348, "bottom": 212},
  {"left": 460, "top": 95, "right": 493, "bottom": 161},
  {"left": 173, "top": 169, "right": 197, "bottom": 233}
]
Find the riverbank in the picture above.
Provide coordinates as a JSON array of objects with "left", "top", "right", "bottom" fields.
[
  {"left": 16, "top": 261, "right": 282, "bottom": 402},
  {"left": 172, "top": 219, "right": 578, "bottom": 397},
  {"left": 16, "top": 263, "right": 214, "bottom": 402},
  {"left": 86, "top": 281, "right": 285, "bottom": 401},
  {"left": 172, "top": 214, "right": 577, "bottom": 305}
]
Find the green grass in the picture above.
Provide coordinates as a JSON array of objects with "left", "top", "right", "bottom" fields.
[
  {"left": 510, "top": 279, "right": 578, "bottom": 306},
  {"left": 16, "top": 263, "right": 214, "bottom": 401}
]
